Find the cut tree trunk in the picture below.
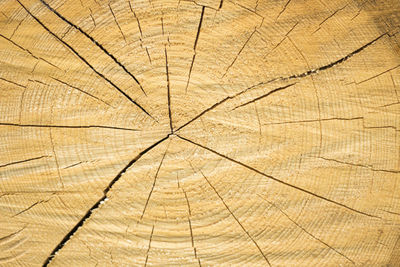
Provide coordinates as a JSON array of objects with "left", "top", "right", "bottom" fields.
[{"left": 0, "top": 0, "right": 400, "bottom": 266}]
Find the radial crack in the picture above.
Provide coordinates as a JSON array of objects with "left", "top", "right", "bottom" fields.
[
  {"left": 193, "top": 167, "right": 271, "bottom": 266},
  {"left": 42, "top": 135, "right": 169, "bottom": 266},
  {"left": 165, "top": 47, "right": 173, "bottom": 132},
  {"left": 178, "top": 135, "right": 380, "bottom": 218},
  {"left": 15, "top": 0, "right": 153, "bottom": 119},
  {"left": 39, "top": 0, "right": 146, "bottom": 96}
]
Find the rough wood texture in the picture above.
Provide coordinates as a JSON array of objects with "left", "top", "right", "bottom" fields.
[{"left": 1, "top": 0, "right": 400, "bottom": 266}]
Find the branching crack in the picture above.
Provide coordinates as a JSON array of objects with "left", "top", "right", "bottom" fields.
[
  {"left": 128, "top": 2, "right": 152, "bottom": 64},
  {"left": 192, "top": 166, "right": 271, "bottom": 266},
  {"left": 222, "top": 28, "right": 257, "bottom": 78},
  {"left": 178, "top": 135, "right": 380, "bottom": 218},
  {"left": 0, "top": 33, "right": 60, "bottom": 70},
  {"left": 258, "top": 195, "right": 355, "bottom": 264},
  {"left": 39, "top": 0, "right": 146, "bottom": 96},
  {"left": 176, "top": 33, "right": 386, "bottom": 132},
  {"left": 42, "top": 135, "right": 169, "bottom": 266},
  {"left": 141, "top": 146, "right": 168, "bottom": 220},
  {"left": 15, "top": 0, "right": 153, "bottom": 119}
]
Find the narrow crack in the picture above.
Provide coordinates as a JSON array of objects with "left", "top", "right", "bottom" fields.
[
  {"left": 51, "top": 77, "right": 112, "bottom": 107},
  {"left": 356, "top": 64, "right": 400, "bottom": 85},
  {"left": 232, "top": 83, "right": 296, "bottom": 110},
  {"left": 39, "top": 0, "right": 146, "bottom": 96},
  {"left": 0, "top": 156, "right": 49, "bottom": 169},
  {"left": 185, "top": 6, "right": 205, "bottom": 93},
  {"left": 15, "top": 0, "right": 154, "bottom": 120},
  {"left": 177, "top": 135, "right": 380, "bottom": 219},
  {"left": 319, "top": 156, "right": 400, "bottom": 174},
  {"left": 12, "top": 197, "right": 53, "bottom": 217},
  {"left": 313, "top": 5, "right": 347, "bottom": 34},
  {"left": 262, "top": 116, "right": 363, "bottom": 126},
  {"left": 144, "top": 224, "right": 155, "bottom": 267},
  {"left": 63, "top": 161, "right": 84, "bottom": 169},
  {"left": 109, "top": 3, "right": 127, "bottom": 44},
  {"left": 42, "top": 135, "right": 169, "bottom": 266},
  {"left": 177, "top": 177, "right": 201, "bottom": 266},
  {"left": 49, "top": 127, "right": 64, "bottom": 188},
  {"left": 0, "top": 76, "right": 26, "bottom": 88},
  {"left": 0, "top": 227, "right": 25, "bottom": 243},
  {"left": 276, "top": 0, "right": 292, "bottom": 20},
  {"left": 0, "top": 122, "right": 140, "bottom": 132}
]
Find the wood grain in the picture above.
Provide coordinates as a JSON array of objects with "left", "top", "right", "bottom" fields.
[{"left": 0, "top": 0, "right": 399, "bottom": 266}]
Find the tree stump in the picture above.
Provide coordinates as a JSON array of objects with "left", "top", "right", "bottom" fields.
[{"left": 0, "top": 0, "right": 399, "bottom": 266}]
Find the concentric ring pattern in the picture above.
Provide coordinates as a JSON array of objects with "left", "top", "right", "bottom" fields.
[{"left": 0, "top": 0, "right": 400, "bottom": 266}]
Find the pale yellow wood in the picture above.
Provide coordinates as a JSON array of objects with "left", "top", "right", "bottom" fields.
[{"left": 0, "top": 0, "right": 399, "bottom": 266}]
